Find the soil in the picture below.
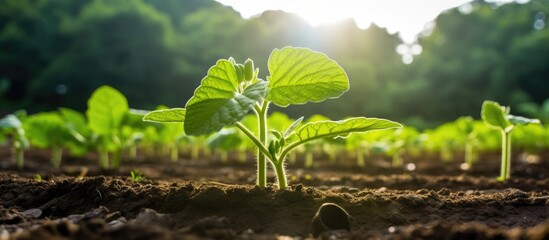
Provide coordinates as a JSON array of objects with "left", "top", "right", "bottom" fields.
[{"left": 1, "top": 148, "right": 549, "bottom": 239}]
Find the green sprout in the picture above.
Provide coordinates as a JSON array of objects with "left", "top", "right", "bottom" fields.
[
  {"left": 143, "top": 47, "right": 401, "bottom": 190},
  {"left": 0, "top": 113, "right": 29, "bottom": 169},
  {"left": 481, "top": 100, "right": 541, "bottom": 181},
  {"left": 130, "top": 169, "right": 144, "bottom": 182},
  {"left": 34, "top": 174, "right": 43, "bottom": 182}
]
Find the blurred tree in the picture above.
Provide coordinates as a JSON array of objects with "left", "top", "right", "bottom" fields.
[
  {"left": 407, "top": 0, "right": 549, "bottom": 122},
  {"left": 1, "top": 0, "right": 547, "bottom": 127},
  {"left": 30, "top": 0, "right": 180, "bottom": 111}
]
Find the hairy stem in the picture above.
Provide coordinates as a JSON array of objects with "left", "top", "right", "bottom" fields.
[
  {"left": 499, "top": 130, "right": 512, "bottom": 181},
  {"left": 273, "top": 162, "right": 288, "bottom": 190},
  {"left": 234, "top": 122, "right": 272, "bottom": 161}
]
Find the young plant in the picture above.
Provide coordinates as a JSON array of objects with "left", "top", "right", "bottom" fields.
[
  {"left": 130, "top": 169, "right": 144, "bottom": 182},
  {"left": 144, "top": 47, "right": 401, "bottom": 189},
  {"left": 24, "top": 112, "right": 75, "bottom": 169},
  {"left": 206, "top": 128, "right": 243, "bottom": 162},
  {"left": 481, "top": 100, "right": 541, "bottom": 181},
  {"left": 0, "top": 114, "right": 29, "bottom": 169},
  {"left": 86, "top": 85, "right": 129, "bottom": 169}
]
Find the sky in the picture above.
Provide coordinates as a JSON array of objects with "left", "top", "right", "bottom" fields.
[{"left": 215, "top": 0, "right": 520, "bottom": 43}]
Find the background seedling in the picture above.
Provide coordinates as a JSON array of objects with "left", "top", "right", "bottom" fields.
[
  {"left": 86, "top": 85, "right": 129, "bottom": 169},
  {"left": 481, "top": 100, "right": 541, "bottom": 181},
  {"left": 24, "top": 112, "right": 75, "bottom": 169},
  {"left": 0, "top": 113, "right": 29, "bottom": 169},
  {"left": 144, "top": 47, "right": 401, "bottom": 190},
  {"left": 130, "top": 169, "right": 144, "bottom": 182}
]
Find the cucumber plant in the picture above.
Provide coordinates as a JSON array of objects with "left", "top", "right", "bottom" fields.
[
  {"left": 481, "top": 100, "right": 540, "bottom": 181},
  {"left": 144, "top": 47, "right": 401, "bottom": 190}
]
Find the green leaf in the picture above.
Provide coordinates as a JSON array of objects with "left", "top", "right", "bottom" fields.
[
  {"left": 143, "top": 108, "right": 186, "bottom": 123},
  {"left": 59, "top": 108, "right": 90, "bottom": 136},
  {"left": 296, "top": 117, "right": 402, "bottom": 144},
  {"left": 86, "top": 86, "right": 129, "bottom": 135},
  {"left": 283, "top": 116, "right": 304, "bottom": 138},
  {"left": 185, "top": 59, "right": 268, "bottom": 135},
  {"left": 24, "top": 112, "right": 71, "bottom": 148},
  {"left": 481, "top": 100, "right": 510, "bottom": 130},
  {"left": 0, "top": 114, "right": 22, "bottom": 129},
  {"left": 206, "top": 128, "right": 242, "bottom": 150},
  {"left": 507, "top": 115, "right": 541, "bottom": 126},
  {"left": 267, "top": 47, "right": 349, "bottom": 107}
]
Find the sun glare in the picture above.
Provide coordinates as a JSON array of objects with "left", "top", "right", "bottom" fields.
[{"left": 216, "top": 0, "right": 472, "bottom": 43}]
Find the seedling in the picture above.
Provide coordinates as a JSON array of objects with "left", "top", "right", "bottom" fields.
[
  {"left": 144, "top": 47, "right": 401, "bottom": 189},
  {"left": 86, "top": 86, "right": 129, "bottom": 169},
  {"left": 130, "top": 170, "right": 144, "bottom": 182},
  {"left": 206, "top": 128, "right": 242, "bottom": 162},
  {"left": 0, "top": 114, "right": 29, "bottom": 169},
  {"left": 24, "top": 112, "right": 75, "bottom": 169},
  {"left": 481, "top": 100, "right": 541, "bottom": 181},
  {"left": 34, "top": 174, "right": 43, "bottom": 182}
]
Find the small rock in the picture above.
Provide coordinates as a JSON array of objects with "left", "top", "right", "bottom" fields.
[
  {"left": 67, "top": 207, "right": 108, "bottom": 223},
  {"left": 21, "top": 208, "right": 42, "bottom": 219},
  {"left": 105, "top": 211, "right": 122, "bottom": 222},
  {"left": 108, "top": 217, "right": 127, "bottom": 230},
  {"left": 506, "top": 188, "right": 528, "bottom": 199},
  {"left": 188, "top": 216, "right": 235, "bottom": 238},
  {"left": 132, "top": 208, "right": 174, "bottom": 228}
]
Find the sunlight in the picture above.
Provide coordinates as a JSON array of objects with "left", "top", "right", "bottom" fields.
[{"left": 216, "top": 0, "right": 472, "bottom": 43}]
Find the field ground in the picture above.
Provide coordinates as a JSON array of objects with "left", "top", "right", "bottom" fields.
[{"left": 1, "top": 149, "right": 549, "bottom": 239}]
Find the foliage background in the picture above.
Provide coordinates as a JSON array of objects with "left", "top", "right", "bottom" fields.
[{"left": 1, "top": 0, "right": 548, "bottom": 128}]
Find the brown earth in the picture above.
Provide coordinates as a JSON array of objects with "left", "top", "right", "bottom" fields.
[{"left": 1, "top": 148, "right": 549, "bottom": 239}]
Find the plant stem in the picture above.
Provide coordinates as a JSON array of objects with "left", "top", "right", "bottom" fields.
[
  {"left": 305, "top": 151, "right": 314, "bottom": 168},
  {"left": 191, "top": 145, "right": 199, "bottom": 160},
  {"left": 499, "top": 130, "right": 512, "bottom": 181},
  {"left": 14, "top": 146, "right": 24, "bottom": 169},
  {"left": 273, "top": 162, "right": 287, "bottom": 190},
  {"left": 170, "top": 143, "right": 179, "bottom": 162},
  {"left": 99, "top": 149, "right": 109, "bottom": 169},
  {"left": 465, "top": 143, "right": 474, "bottom": 165},
  {"left": 234, "top": 103, "right": 274, "bottom": 188},
  {"left": 234, "top": 123, "right": 272, "bottom": 161},
  {"left": 112, "top": 150, "right": 121, "bottom": 169},
  {"left": 51, "top": 147, "right": 62, "bottom": 169},
  {"left": 220, "top": 150, "right": 228, "bottom": 162},
  {"left": 129, "top": 145, "right": 137, "bottom": 160},
  {"left": 257, "top": 101, "right": 269, "bottom": 188},
  {"left": 392, "top": 152, "right": 402, "bottom": 167},
  {"left": 356, "top": 149, "right": 365, "bottom": 167}
]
